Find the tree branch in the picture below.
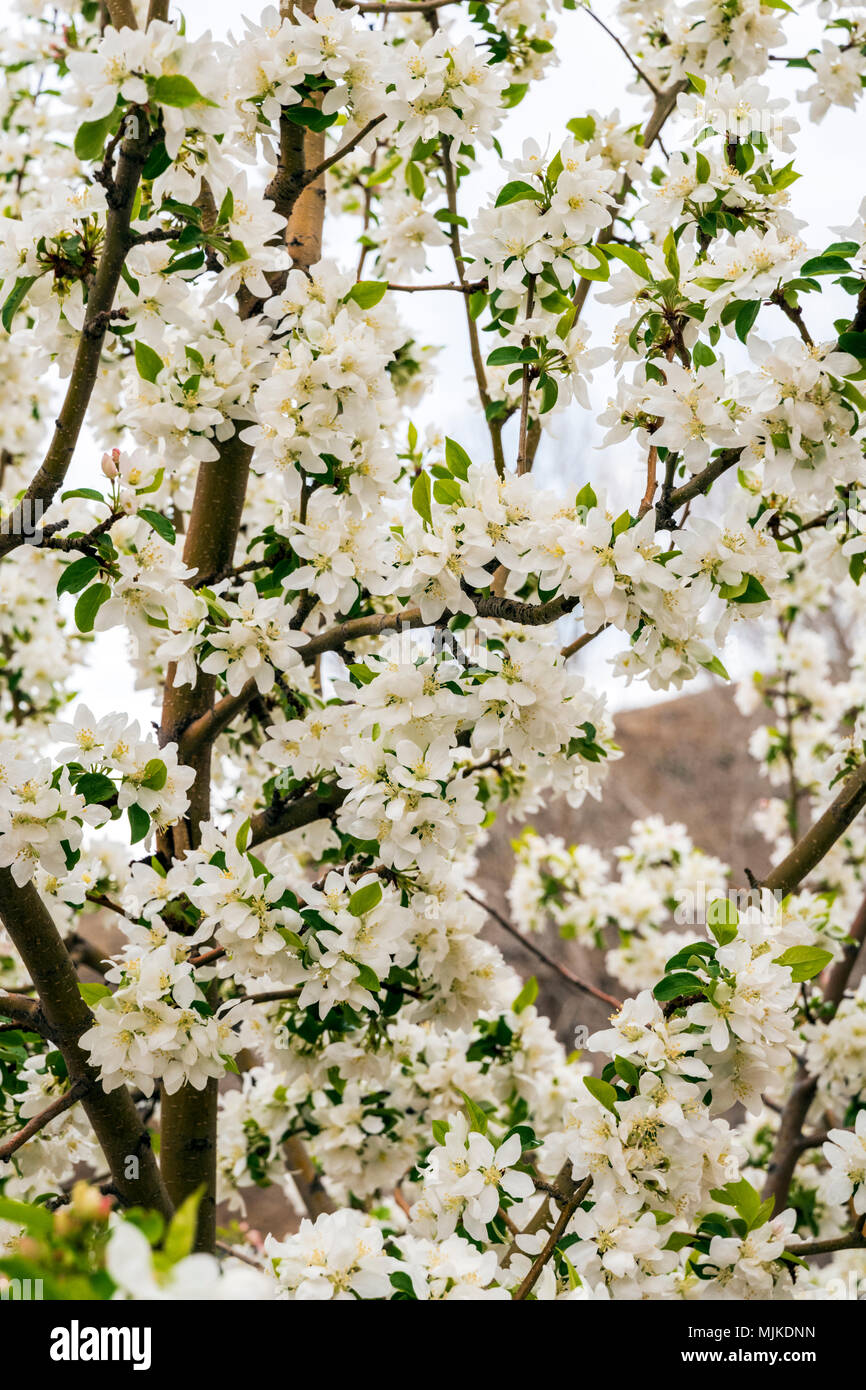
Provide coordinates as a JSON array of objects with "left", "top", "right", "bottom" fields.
[
  {"left": 465, "top": 888, "right": 623, "bottom": 1010},
  {"left": 763, "top": 761, "right": 866, "bottom": 897},
  {"left": 439, "top": 135, "right": 505, "bottom": 478},
  {"left": 284, "top": 1135, "right": 336, "bottom": 1218},
  {"left": 0, "top": 869, "right": 171, "bottom": 1216},
  {"left": 304, "top": 114, "right": 386, "bottom": 187},
  {"left": 0, "top": 121, "right": 150, "bottom": 559},
  {"left": 583, "top": 7, "right": 659, "bottom": 94},
  {"left": 0, "top": 1078, "right": 90, "bottom": 1163},
  {"left": 0, "top": 992, "right": 48, "bottom": 1035},
  {"left": 513, "top": 1175, "right": 592, "bottom": 1299},
  {"left": 105, "top": 0, "right": 138, "bottom": 27},
  {"left": 762, "top": 889, "right": 866, "bottom": 1210},
  {"left": 789, "top": 1230, "right": 866, "bottom": 1259}
]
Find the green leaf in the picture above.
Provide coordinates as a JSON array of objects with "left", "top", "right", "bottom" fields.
[
  {"left": 458, "top": 1089, "right": 488, "bottom": 1134},
  {"left": 720, "top": 573, "right": 770, "bottom": 604},
  {"left": 699, "top": 655, "right": 730, "bottom": 681},
  {"left": 0, "top": 1197, "right": 53, "bottom": 1238},
  {"left": 282, "top": 105, "right": 336, "bottom": 133},
  {"left": 74, "top": 582, "right": 111, "bottom": 633},
  {"left": 76, "top": 771, "right": 116, "bottom": 805},
  {"left": 734, "top": 299, "right": 761, "bottom": 344},
  {"left": 512, "top": 975, "right": 538, "bottom": 1014},
  {"left": 74, "top": 112, "right": 116, "bottom": 162},
  {"left": 494, "top": 179, "right": 543, "bottom": 207},
  {"left": 60, "top": 487, "right": 106, "bottom": 505},
  {"left": 664, "top": 941, "right": 716, "bottom": 972},
  {"left": 1, "top": 276, "right": 37, "bottom": 333},
  {"left": 347, "top": 279, "right": 388, "bottom": 310},
  {"left": 128, "top": 803, "right": 150, "bottom": 844},
  {"left": 162, "top": 1188, "right": 204, "bottom": 1263},
  {"left": 348, "top": 880, "right": 383, "bottom": 916},
  {"left": 153, "top": 74, "right": 216, "bottom": 109},
  {"left": 140, "top": 758, "right": 167, "bottom": 791},
  {"left": 800, "top": 254, "right": 851, "bottom": 277},
  {"left": 353, "top": 961, "right": 380, "bottom": 993},
  {"left": 218, "top": 188, "right": 234, "bottom": 224},
  {"left": 486, "top": 346, "right": 524, "bottom": 366},
  {"left": 692, "top": 341, "right": 717, "bottom": 368},
  {"left": 57, "top": 555, "right": 99, "bottom": 597},
  {"left": 575, "top": 245, "right": 610, "bottom": 281},
  {"left": 598, "top": 243, "right": 651, "bottom": 281},
  {"left": 444, "top": 436, "right": 471, "bottom": 481},
  {"left": 78, "top": 981, "right": 112, "bottom": 1006},
  {"left": 663, "top": 227, "right": 680, "bottom": 282},
  {"left": 566, "top": 115, "right": 596, "bottom": 141},
  {"left": 431, "top": 1119, "right": 449, "bottom": 1146},
  {"left": 707, "top": 897, "right": 739, "bottom": 945},
  {"left": 709, "top": 1178, "right": 770, "bottom": 1230},
  {"left": 614, "top": 1054, "right": 640, "bottom": 1088},
  {"left": 411, "top": 470, "right": 432, "bottom": 527},
  {"left": 773, "top": 945, "right": 833, "bottom": 983},
  {"left": 468, "top": 289, "right": 487, "bottom": 321},
  {"left": 501, "top": 82, "right": 528, "bottom": 110},
  {"left": 583, "top": 1075, "right": 619, "bottom": 1115},
  {"left": 652, "top": 971, "right": 705, "bottom": 1002},
  {"left": 405, "top": 161, "right": 425, "bottom": 199},
  {"left": 139, "top": 508, "right": 176, "bottom": 544},
  {"left": 537, "top": 373, "right": 558, "bottom": 414},
  {"left": 838, "top": 331, "right": 866, "bottom": 361},
  {"left": 134, "top": 340, "right": 164, "bottom": 384},
  {"left": 433, "top": 477, "right": 462, "bottom": 506}
]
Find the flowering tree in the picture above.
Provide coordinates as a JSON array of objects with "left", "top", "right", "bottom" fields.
[{"left": 1, "top": 0, "right": 866, "bottom": 1303}]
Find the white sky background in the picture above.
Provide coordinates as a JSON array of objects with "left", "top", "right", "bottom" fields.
[{"left": 71, "top": 0, "right": 865, "bottom": 727}]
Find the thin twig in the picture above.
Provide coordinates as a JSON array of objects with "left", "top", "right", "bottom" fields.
[
  {"left": 303, "top": 114, "right": 386, "bottom": 187},
  {"left": 465, "top": 888, "right": 623, "bottom": 1010},
  {"left": 0, "top": 1079, "right": 90, "bottom": 1162},
  {"left": 583, "top": 7, "right": 659, "bottom": 94},
  {"left": 561, "top": 625, "right": 608, "bottom": 660},
  {"left": 513, "top": 1176, "right": 592, "bottom": 1299}
]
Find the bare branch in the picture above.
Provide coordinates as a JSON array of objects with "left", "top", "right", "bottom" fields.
[
  {"left": 105, "top": 0, "right": 138, "bottom": 27},
  {"left": 764, "top": 761, "right": 866, "bottom": 897},
  {"left": 0, "top": 992, "right": 48, "bottom": 1035},
  {"left": 0, "top": 1079, "right": 90, "bottom": 1163},
  {"left": 763, "top": 889, "right": 866, "bottom": 1209},
  {"left": 303, "top": 114, "right": 386, "bottom": 187},
  {"left": 0, "top": 869, "right": 171, "bottom": 1216},
  {"left": 513, "top": 1176, "right": 592, "bottom": 1299},
  {"left": 583, "top": 7, "right": 659, "bottom": 94},
  {"left": 465, "top": 888, "right": 624, "bottom": 1010}
]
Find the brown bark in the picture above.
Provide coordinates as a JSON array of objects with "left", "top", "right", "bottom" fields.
[
  {"left": 763, "top": 891, "right": 866, "bottom": 1209},
  {"left": 0, "top": 869, "right": 171, "bottom": 1216},
  {"left": 156, "top": 0, "right": 328, "bottom": 1252}
]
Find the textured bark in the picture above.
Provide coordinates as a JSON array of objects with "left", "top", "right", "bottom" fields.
[
  {"left": 0, "top": 869, "right": 171, "bottom": 1216},
  {"left": 764, "top": 761, "right": 866, "bottom": 897},
  {"left": 762, "top": 891, "right": 866, "bottom": 1209},
  {"left": 0, "top": 111, "right": 149, "bottom": 556},
  {"left": 156, "top": 0, "right": 328, "bottom": 1250},
  {"left": 157, "top": 432, "right": 253, "bottom": 1252}
]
